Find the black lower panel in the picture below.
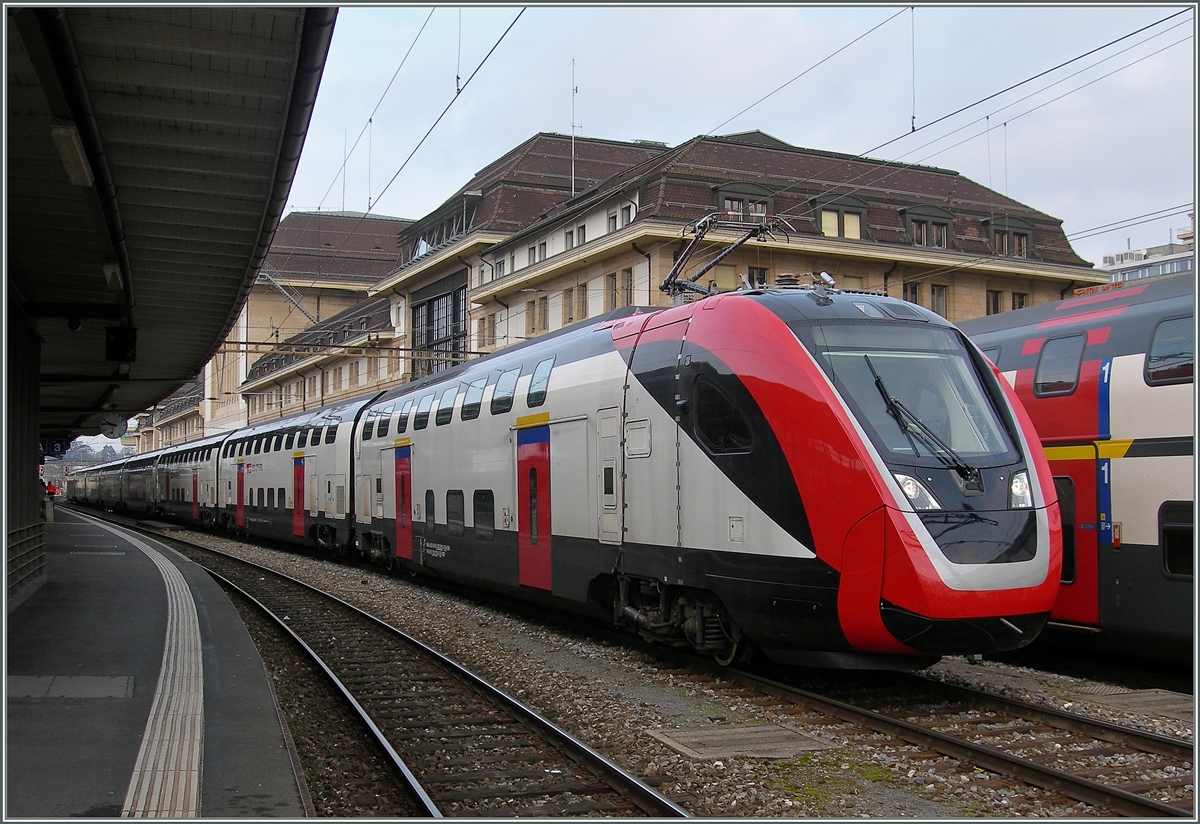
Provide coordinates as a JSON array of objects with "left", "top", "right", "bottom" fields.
[{"left": 880, "top": 600, "right": 1049, "bottom": 654}]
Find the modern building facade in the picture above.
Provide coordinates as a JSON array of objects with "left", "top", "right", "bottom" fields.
[{"left": 1098, "top": 214, "right": 1195, "bottom": 284}]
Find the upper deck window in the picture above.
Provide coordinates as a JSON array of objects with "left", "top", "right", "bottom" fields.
[
  {"left": 414, "top": 394, "right": 435, "bottom": 429},
  {"left": 1034, "top": 335, "right": 1086, "bottom": 396},
  {"left": 1145, "top": 315, "right": 1193, "bottom": 386},
  {"left": 527, "top": 357, "right": 555, "bottom": 407},
  {"left": 435, "top": 385, "right": 459, "bottom": 425},
  {"left": 396, "top": 399, "right": 413, "bottom": 433},
  {"left": 462, "top": 377, "right": 487, "bottom": 421},
  {"left": 491, "top": 367, "right": 521, "bottom": 415}
]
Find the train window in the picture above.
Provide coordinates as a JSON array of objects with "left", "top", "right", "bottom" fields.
[
  {"left": 694, "top": 378, "right": 753, "bottom": 453},
  {"left": 436, "top": 385, "right": 459, "bottom": 426},
  {"left": 396, "top": 399, "right": 413, "bottom": 433},
  {"left": 223, "top": 443, "right": 231, "bottom": 458},
  {"left": 362, "top": 415, "right": 375, "bottom": 440},
  {"left": 527, "top": 357, "right": 555, "bottom": 407},
  {"left": 253, "top": 438, "right": 262, "bottom": 455},
  {"left": 285, "top": 431, "right": 294, "bottom": 450},
  {"left": 311, "top": 426, "right": 324, "bottom": 445},
  {"left": 473, "top": 490, "right": 494, "bottom": 540},
  {"left": 1161, "top": 501, "right": 1193, "bottom": 577},
  {"left": 528, "top": 468, "right": 539, "bottom": 545},
  {"left": 237, "top": 440, "right": 245, "bottom": 457},
  {"left": 1146, "top": 316, "right": 1193, "bottom": 386},
  {"left": 296, "top": 430, "right": 308, "bottom": 449},
  {"left": 414, "top": 394, "right": 434, "bottom": 430},
  {"left": 425, "top": 489, "right": 435, "bottom": 533},
  {"left": 268, "top": 488, "right": 276, "bottom": 508},
  {"left": 377, "top": 405, "right": 394, "bottom": 438},
  {"left": 274, "top": 433, "right": 284, "bottom": 452},
  {"left": 257, "top": 488, "right": 265, "bottom": 507},
  {"left": 491, "top": 367, "right": 521, "bottom": 415},
  {"left": 462, "top": 377, "right": 487, "bottom": 420},
  {"left": 279, "top": 487, "right": 287, "bottom": 509},
  {"left": 447, "top": 490, "right": 465, "bottom": 536},
  {"left": 1053, "top": 477, "right": 1076, "bottom": 583},
  {"left": 1034, "top": 335, "right": 1085, "bottom": 396},
  {"left": 325, "top": 425, "right": 337, "bottom": 444}
]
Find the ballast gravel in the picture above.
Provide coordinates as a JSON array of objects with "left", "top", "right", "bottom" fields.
[{"left": 187, "top": 533, "right": 1193, "bottom": 818}]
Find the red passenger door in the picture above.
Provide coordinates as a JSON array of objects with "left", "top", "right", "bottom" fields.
[
  {"left": 1046, "top": 451, "right": 1100, "bottom": 626},
  {"left": 517, "top": 425, "right": 552, "bottom": 590},
  {"left": 392, "top": 444, "right": 413, "bottom": 561},
  {"left": 293, "top": 456, "right": 306, "bottom": 537},
  {"left": 236, "top": 460, "right": 245, "bottom": 528}
]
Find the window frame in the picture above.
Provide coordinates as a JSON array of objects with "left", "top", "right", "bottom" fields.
[
  {"left": 692, "top": 377, "right": 754, "bottom": 455},
  {"left": 1034, "top": 334, "right": 1087, "bottom": 397},
  {"left": 1160, "top": 500, "right": 1193, "bottom": 578},
  {"left": 413, "top": 393, "right": 435, "bottom": 430},
  {"left": 461, "top": 377, "right": 487, "bottom": 421},
  {"left": 473, "top": 490, "right": 495, "bottom": 540},
  {"left": 447, "top": 490, "right": 465, "bottom": 536},
  {"left": 527, "top": 357, "right": 555, "bottom": 407},
  {"left": 1145, "top": 315, "right": 1194, "bottom": 387},
  {"left": 490, "top": 367, "right": 521, "bottom": 415},
  {"left": 435, "top": 384, "right": 460, "bottom": 426}
]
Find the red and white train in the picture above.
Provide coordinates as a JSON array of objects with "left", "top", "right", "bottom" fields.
[
  {"left": 960, "top": 273, "right": 1193, "bottom": 665},
  {"left": 71, "top": 283, "right": 1063, "bottom": 668}
]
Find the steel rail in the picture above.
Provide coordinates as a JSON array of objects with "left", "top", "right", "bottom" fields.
[
  {"left": 206, "top": 568, "right": 443, "bottom": 817},
  {"left": 172, "top": 535, "right": 690, "bottom": 818},
  {"left": 733, "top": 668, "right": 1192, "bottom": 818},
  {"left": 906, "top": 673, "right": 1194, "bottom": 761}
]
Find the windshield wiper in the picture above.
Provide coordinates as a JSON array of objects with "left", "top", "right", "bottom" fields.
[
  {"left": 864, "top": 355, "right": 982, "bottom": 487},
  {"left": 864, "top": 354, "right": 922, "bottom": 458}
]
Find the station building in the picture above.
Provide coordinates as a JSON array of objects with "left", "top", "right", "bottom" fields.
[
  {"left": 237, "top": 130, "right": 1107, "bottom": 426},
  {"left": 131, "top": 209, "right": 411, "bottom": 449}
]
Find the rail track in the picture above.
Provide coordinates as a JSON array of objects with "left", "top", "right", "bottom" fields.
[
  {"left": 73, "top": 506, "right": 1192, "bottom": 817},
  {"left": 718, "top": 666, "right": 1194, "bottom": 817},
  {"left": 92, "top": 514, "right": 688, "bottom": 818}
]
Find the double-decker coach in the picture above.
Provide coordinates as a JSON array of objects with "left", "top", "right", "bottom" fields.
[{"left": 960, "top": 272, "right": 1194, "bottom": 664}]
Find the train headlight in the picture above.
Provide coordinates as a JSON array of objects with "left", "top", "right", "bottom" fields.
[
  {"left": 1009, "top": 471, "right": 1033, "bottom": 509},
  {"left": 893, "top": 473, "right": 941, "bottom": 510}
]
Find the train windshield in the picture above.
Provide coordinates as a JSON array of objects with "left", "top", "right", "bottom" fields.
[{"left": 807, "top": 323, "right": 1019, "bottom": 467}]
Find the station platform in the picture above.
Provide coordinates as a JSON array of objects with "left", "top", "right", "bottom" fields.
[{"left": 6, "top": 507, "right": 308, "bottom": 818}]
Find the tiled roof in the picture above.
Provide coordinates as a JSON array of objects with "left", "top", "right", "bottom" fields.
[
  {"left": 263, "top": 210, "right": 415, "bottom": 286},
  {"left": 522, "top": 131, "right": 1089, "bottom": 267}
]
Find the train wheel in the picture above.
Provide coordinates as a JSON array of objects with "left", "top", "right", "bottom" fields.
[{"left": 383, "top": 552, "right": 395, "bottom": 573}]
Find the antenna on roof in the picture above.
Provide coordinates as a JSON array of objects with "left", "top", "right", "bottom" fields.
[{"left": 571, "top": 59, "right": 580, "bottom": 196}]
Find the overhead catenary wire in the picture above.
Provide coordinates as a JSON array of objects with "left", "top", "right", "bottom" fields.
[
  {"left": 765, "top": 22, "right": 1193, "bottom": 226},
  {"left": 317, "top": 8, "right": 436, "bottom": 211},
  {"left": 737, "top": 10, "right": 1192, "bottom": 228},
  {"left": 706, "top": 7, "right": 908, "bottom": 137}
]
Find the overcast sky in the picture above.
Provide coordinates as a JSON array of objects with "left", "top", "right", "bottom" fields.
[{"left": 281, "top": 5, "right": 1196, "bottom": 269}]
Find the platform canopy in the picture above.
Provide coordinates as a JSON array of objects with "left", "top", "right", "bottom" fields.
[{"left": 6, "top": 7, "right": 337, "bottom": 439}]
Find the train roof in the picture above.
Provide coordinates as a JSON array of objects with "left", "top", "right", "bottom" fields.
[{"left": 958, "top": 273, "right": 1195, "bottom": 339}]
